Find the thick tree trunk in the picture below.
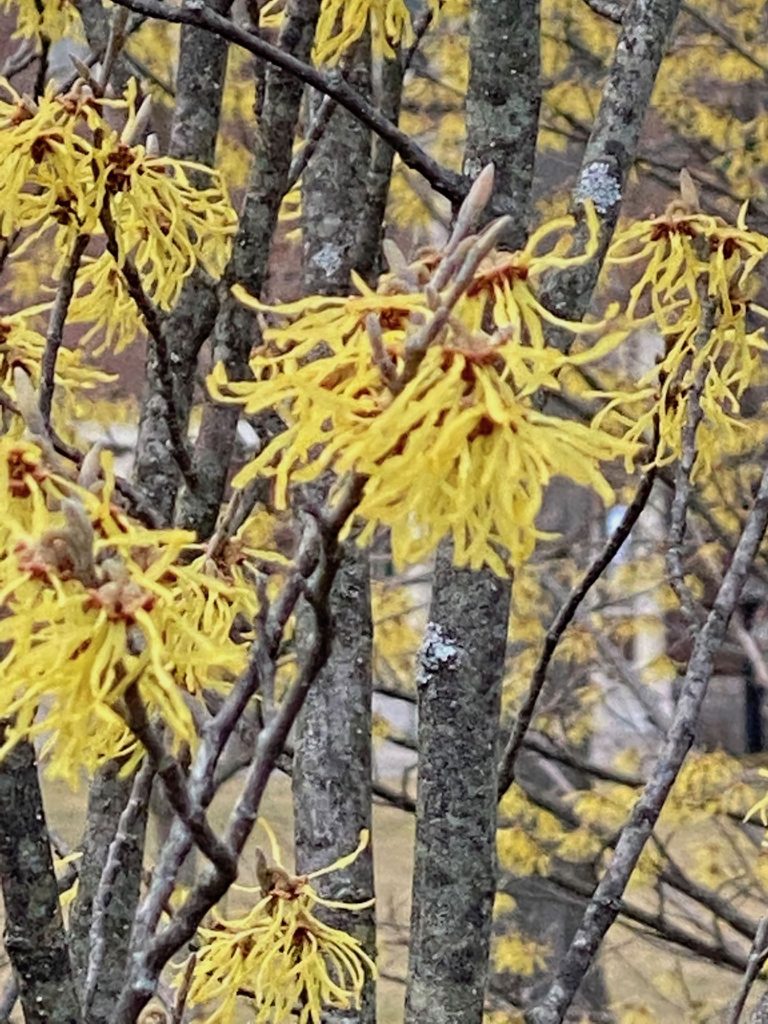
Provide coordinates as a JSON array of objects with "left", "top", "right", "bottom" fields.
[
  {"left": 292, "top": 33, "right": 376, "bottom": 1024},
  {"left": 404, "top": 4, "right": 540, "bottom": 1023},
  {"left": 0, "top": 738, "right": 82, "bottom": 1024},
  {"left": 293, "top": 545, "right": 376, "bottom": 1024},
  {"left": 68, "top": 762, "right": 148, "bottom": 1024},
  {"left": 176, "top": 0, "right": 321, "bottom": 538},
  {"left": 405, "top": 550, "right": 511, "bottom": 1024}
]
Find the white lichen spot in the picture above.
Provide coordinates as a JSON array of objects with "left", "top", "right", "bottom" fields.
[
  {"left": 463, "top": 156, "right": 484, "bottom": 181},
  {"left": 311, "top": 243, "right": 343, "bottom": 279},
  {"left": 417, "top": 621, "right": 462, "bottom": 687},
  {"left": 575, "top": 161, "right": 621, "bottom": 214}
]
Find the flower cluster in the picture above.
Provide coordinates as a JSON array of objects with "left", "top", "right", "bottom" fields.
[
  {"left": 0, "top": 76, "right": 236, "bottom": 315},
  {"left": 0, "top": 437, "right": 256, "bottom": 784},
  {"left": 315, "top": 0, "right": 443, "bottom": 61},
  {"left": 212, "top": 206, "right": 631, "bottom": 575},
  {"left": 184, "top": 825, "right": 375, "bottom": 1024},
  {"left": 596, "top": 200, "right": 768, "bottom": 475},
  {"left": 2, "top": 0, "right": 78, "bottom": 42}
]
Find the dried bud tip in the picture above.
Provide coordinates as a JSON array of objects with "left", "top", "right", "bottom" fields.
[
  {"left": 679, "top": 168, "right": 700, "bottom": 212},
  {"left": 382, "top": 238, "right": 407, "bottom": 274}
]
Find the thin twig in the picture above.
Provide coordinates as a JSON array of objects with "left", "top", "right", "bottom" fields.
[
  {"left": 0, "top": 40, "right": 37, "bottom": 80},
  {"left": 286, "top": 94, "right": 336, "bottom": 190},
  {"left": 99, "top": 201, "right": 197, "bottom": 487},
  {"left": 681, "top": 1, "right": 768, "bottom": 78},
  {"left": 728, "top": 915, "right": 768, "bottom": 1024},
  {"left": 39, "top": 233, "right": 90, "bottom": 430},
  {"left": 665, "top": 299, "right": 717, "bottom": 624},
  {"left": 497, "top": 464, "right": 658, "bottom": 796},
  {"left": 170, "top": 953, "right": 195, "bottom": 1024},
  {"left": 121, "top": 687, "right": 235, "bottom": 875},
  {"left": 106, "top": 0, "right": 467, "bottom": 207}
]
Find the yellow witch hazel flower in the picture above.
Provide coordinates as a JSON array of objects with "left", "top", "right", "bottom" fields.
[
  {"left": 212, "top": 195, "right": 631, "bottom": 576},
  {"left": 0, "top": 76, "right": 236, "bottom": 314},
  {"left": 0, "top": 304, "right": 116, "bottom": 394},
  {"left": 2, "top": 0, "right": 79, "bottom": 42},
  {"left": 315, "top": 0, "right": 443, "bottom": 62},
  {"left": 92, "top": 81, "right": 237, "bottom": 309},
  {"left": 0, "top": 438, "right": 254, "bottom": 784},
  {"left": 0, "top": 79, "right": 95, "bottom": 244},
  {"left": 67, "top": 252, "right": 146, "bottom": 354},
  {"left": 597, "top": 181, "right": 768, "bottom": 474},
  {"left": 184, "top": 823, "right": 375, "bottom": 1024}
]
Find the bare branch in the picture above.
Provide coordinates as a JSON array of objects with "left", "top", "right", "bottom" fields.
[
  {"left": 121, "top": 687, "right": 235, "bottom": 876},
  {"left": 665, "top": 298, "right": 717, "bottom": 623},
  {"left": 106, "top": 0, "right": 467, "bottom": 206},
  {"left": 728, "top": 916, "right": 768, "bottom": 1024},
  {"left": 99, "top": 202, "right": 197, "bottom": 488},
  {"left": 529, "top": 451, "right": 768, "bottom": 1024},
  {"left": 497, "top": 463, "right": 658, "bottom": 796},
  {"left": 39, "top": 234, "right": 90, "bottom": 431},
  {"left": 286, "top": 93, "right": 336, "bottom": 190}
]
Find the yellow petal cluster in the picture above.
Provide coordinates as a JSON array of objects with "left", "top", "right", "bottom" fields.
[
  {"left": 0, "top": 77, "right": 236, "bottom": 317},
  {"left": 315, "top": 0, "right": 443, "bottom": 62},
  {"left": 0, "top": 439, "right": 254, "bottom": 784},
  {"left": 185, "top": 826, "right": 375, "bottom": 1024},
  {"left": 0, "top": 306, "right": 116, "bottom": 393},
  {"left": 597, "top": 203, "right": 768, "bottom": 475},
  {"left": 212, "top": 209, "right": 630, "bottom": 575},
  {"left": 2, "top": 0, "right": 78, "bottom": 41}
]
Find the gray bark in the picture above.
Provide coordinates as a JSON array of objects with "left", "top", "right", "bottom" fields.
[
  {"left": 0, "top": 738, "right": 82, "bottom": 1024},
  {"left": 293, "top": 545, "right": 376, "bottom": 1024},
  {"left": 404, "top": 4, "right": 539, "bottom": 1024},
  {"left": 68, "top": 762, "right": 148, "bottom": 1024},
  {"left": 352, "top": 54, "right": 404, "bottom": 281},
  {"left": 405, "top": 549, "right": 512, "bottom": 1024},
  {"left": 301, "top": 36, "right": 372, "bottom": 293},
  {"left": 176, "top": 0, "right": 321, "bottom": 538},
  {"left": 752, "top": 993, "right": 768, "bottom": 1024},
  {"left": 133, "top": 0, "right": 232, "bottom": 522},
  {"left": 541, "top": 0, "right": 681, "bottom": 328},
  {"left": 464, "top": 0, "right": 541, "bottom": 244},
  {"left": 292, "top": 35, "right": 376, "bottom": 1023}
]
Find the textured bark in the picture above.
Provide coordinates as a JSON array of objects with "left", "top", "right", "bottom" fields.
[
  {"left": 133, "top": 0, "right": 232, "bottom": 521},
  {"left": 302, "top": 38, "right": 372, "bottom": 292},
  {"left": 352, "top": 54, "right": 403, "bottom": 281},
  {"left": 176, "top": 0, "right": 321, "bottom": 538},
  {"left": 405, "top": 550, "right": 512, "bottom": 1024},
  {"left": 752, "top": 993, "right": 768, "bottom": 1024},
  {"left": 464, "top": 0, "right": 541, "bottom": 245},
  {"left": 404, "top": 5, "right": 539, "bottom": 1024},
  {"left": 0, "top": 738, "right": 82, "bottom": 1024},
  {"left": 541, "top": 0, "right": 681, "bottom": 328},
  {"left": 68, "top": 762, "right": 148, "bottom": 1024},
  {"left": 292, "top": 35, "right": 376, "bottom": 1023},
  {"left": 292, "top": 545, "right": 376, "bottom": 1024}
]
